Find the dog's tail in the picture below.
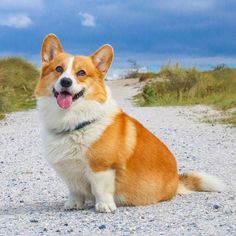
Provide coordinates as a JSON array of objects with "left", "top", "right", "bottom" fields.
[{"left": 177, "top": 172, "right": 225, "bottom": 194}]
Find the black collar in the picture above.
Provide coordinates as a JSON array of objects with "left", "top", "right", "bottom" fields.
[
  {"left": 51, "top": 119, "right": 96, "bottom": 134},
  {"left": 73, "top": 120, "right": 96, "bottom": 131}
]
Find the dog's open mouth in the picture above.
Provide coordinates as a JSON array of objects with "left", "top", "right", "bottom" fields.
[{"left": 53, "top": 88, "right": 84, "bottom": 109}]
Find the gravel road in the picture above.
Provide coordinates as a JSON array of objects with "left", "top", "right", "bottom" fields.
[{"left": 0, "top": 78, "right": 235, "bottom": 235}]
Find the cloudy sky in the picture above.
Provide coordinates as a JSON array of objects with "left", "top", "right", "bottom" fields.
[{"left": 0, "top": 0, "right": 236, "bottom": 72}]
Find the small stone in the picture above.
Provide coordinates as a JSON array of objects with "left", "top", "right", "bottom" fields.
[
  {"left": 98, "top": 224, "right": 106, "bottom": 229},
  {"left": 213, "top": 204, "right": 220, "bottom": 210},
  {"left": 30, "top": 219, "right": 38, "bottom": 223},
  {"left": 64, "top": 223, "right": 68, "bottom": 226},
  {"left": 43, "top": 228, "right": 47, "bottom": 232}
]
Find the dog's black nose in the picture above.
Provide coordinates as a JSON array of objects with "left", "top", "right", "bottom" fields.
[{"left": 60, "top": 77, "right": 72, "bottom": 88}]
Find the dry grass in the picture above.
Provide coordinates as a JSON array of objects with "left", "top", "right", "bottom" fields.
[
  {"left": 135, "top": 64, "right": 236, "bottom": 126},
  {"left": 0, "top": 57, "right": 39, "bottom": 119}
]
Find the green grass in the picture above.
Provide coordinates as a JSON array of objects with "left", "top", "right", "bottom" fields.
[
  {"left": 135, "top": 64, "right": 236, "bottom": 126},
  {"left": 0, "top": 57, "right": 39, "bottom": 119}
]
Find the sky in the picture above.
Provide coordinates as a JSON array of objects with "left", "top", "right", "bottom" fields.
[{"left": 0, "top": 0, "right": 236, "bottom": 76}]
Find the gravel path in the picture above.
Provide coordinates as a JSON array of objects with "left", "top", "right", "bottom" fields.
[{"left": 1, "top": 78, "right": 235, "bottom": 235}]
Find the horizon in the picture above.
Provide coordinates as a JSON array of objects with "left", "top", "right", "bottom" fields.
[{"left": 1, "top": 0, "right": 236, "bottom": 78}]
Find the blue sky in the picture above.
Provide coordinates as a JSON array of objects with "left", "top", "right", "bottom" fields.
[{"left": 0, "top": 0, "right": 236, "bottom": 73}]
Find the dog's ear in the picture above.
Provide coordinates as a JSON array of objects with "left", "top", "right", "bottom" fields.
[
  {"left": 91, "top": 44, "right": 114, "bottom": 74},
  {"left": 41, "top": 34, "right": 63, "bottom": 63}
]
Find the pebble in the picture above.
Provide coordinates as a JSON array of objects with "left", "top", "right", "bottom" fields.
[
  {"left": 98, "top": 225, "right": 106, "bottom": 229},
  {"left": 213, "top": 204, "right": 220, "bottom": 210},
  {"left": 30, "top": 219, "right": 39, "bottom": 223}
]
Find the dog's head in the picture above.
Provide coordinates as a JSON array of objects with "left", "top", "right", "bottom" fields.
[{"left": 35, "top": 34, "right": 113, "bottom": 110}]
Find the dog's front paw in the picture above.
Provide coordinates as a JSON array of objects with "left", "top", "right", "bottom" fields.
[
  {"left": 64, "top": 196, "right": 84, "bottom": 210},
  {"left": 95, "top": 202, "right": 117, "bottom": 213}
]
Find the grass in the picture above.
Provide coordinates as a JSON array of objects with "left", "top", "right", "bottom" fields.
[
  {"left": 138, "top": 72, "right": 159, "bottom": 82},
  {"left": 123, "top": 70, "right": 159, "bottom": 81},
  {"left": 218, "top": 112, "right": 236, "bottom": 125},
  {"left": 203, "top": 112, "right": 236, "bottom": 126},
  {"left": 0, "top": 57, "right": 39, "bottom": 119},
  {"left": 135, "top": 64, "right": 236, "bottom": 126}
]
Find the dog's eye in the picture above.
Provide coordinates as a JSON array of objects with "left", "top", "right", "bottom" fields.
[
  {"left": 55, "top": 66, "right": 64, "bottom": 73},
  {"left": 77, "top": 70, "right": 86, "bottom": 76}
]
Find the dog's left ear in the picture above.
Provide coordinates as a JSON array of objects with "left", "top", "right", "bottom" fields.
[
  {"left": 41, "top": 34, "right": 64, "bottom": 63},
  {"left": 91, "top": 44, "right": 114, "bottom": 74}
]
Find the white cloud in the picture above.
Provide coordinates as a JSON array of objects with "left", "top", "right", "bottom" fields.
[
  {"left": 79, "top": 12, "right": 96, "bottom": 27},
  {"left": 0, "top": 15, "right": 32, "bottom": 28},
  {"left": 0, "top": 0, "right": 43, "bottom": 10}
]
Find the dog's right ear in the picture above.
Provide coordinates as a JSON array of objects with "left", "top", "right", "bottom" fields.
[{"left": 41, "top": 34, "right": 63, "bottom": 63}]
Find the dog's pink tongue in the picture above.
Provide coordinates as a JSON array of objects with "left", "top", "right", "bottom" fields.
[{"left": 56, "top": 93, "right": 73, "bottom": 109}]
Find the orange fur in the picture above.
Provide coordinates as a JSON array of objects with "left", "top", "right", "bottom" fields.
[
  {"left": 35, "top": 53, "right": 70, "bottom": 96},
  {"left": 179, "top": 174, "right": 201, "bottom": 191},
  {"left": 87, "top": 112, "right": 179, "bottom": 205},
  {"left": 72, "top": 56, "right": 107, "bottom": 103}
]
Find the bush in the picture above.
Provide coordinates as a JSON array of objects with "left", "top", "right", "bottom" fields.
[
  {"left": 139, "top": 72, "right": 159, "bottom": 82},
  {"left": 142, "top": 84, "right": 158, "bottom": 103},
  {"left": 137, "top": 64, "right": 236, "bottom": 110},
  {"left": 0, "top": 57, "right": 39, "bottom": 118}
]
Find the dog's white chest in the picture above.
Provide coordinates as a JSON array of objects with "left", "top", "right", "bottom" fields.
[
  {"left": 43, "top": 130, "right": 94, "bottom": 195},
  {"left": 54, "top": 158, "right": 90, "bottom": 195}
]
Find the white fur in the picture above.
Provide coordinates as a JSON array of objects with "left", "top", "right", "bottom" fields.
[
  {"left": 192, "top": 172, "right": 225, "bottom": 192},
  {"left": 37, "top": 84, "right": 120, "bottom": 212},
  {"left": 178, "top": 172, "right": 225, "bottom": 195},
  {"left": 88, "top": 169, "right": 117, "bottom": 212}
]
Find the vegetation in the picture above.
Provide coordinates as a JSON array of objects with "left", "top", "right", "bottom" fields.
[
  {"left": 218, "top": 112, "right": 236, "bottom": 125},
  {"left": 135, "top": 64, "right": 236, "bottom": 126},
  {"left": 123, "top": 59, "right": 160, "bottom": 80},
  {"left": 0, "top": 57, "right": 39, "bottom": 119}
]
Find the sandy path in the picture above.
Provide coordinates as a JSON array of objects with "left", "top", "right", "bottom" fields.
[{"left": 0, "top": 78, "right": 235, "bottom": 235}]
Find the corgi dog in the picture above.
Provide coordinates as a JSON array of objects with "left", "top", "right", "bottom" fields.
[{"left": 35, "top": 34, "right": 224, "bottom": 213}]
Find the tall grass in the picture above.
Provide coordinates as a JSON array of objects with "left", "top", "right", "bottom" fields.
[
  {"left": 0, "top": 57, "right": 39, "bottom": 119},
  {"left": 136, "top": 64, "right": 236, "bottom": 125}
]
